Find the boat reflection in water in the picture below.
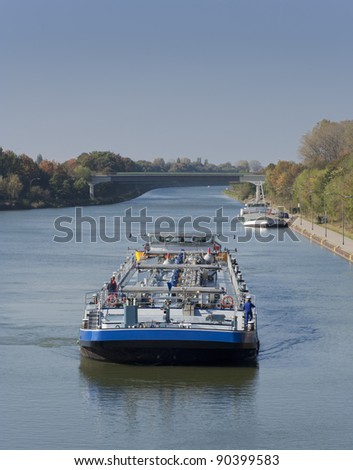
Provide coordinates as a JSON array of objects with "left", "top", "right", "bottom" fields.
[
  {"left": 80, "top": 358, "right": 258, "bottom": 389},
  {"left": 79, "top": 358, "right": 258, "bottom": 445}
]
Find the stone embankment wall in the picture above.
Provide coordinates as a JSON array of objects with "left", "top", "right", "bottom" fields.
[{"left": 289, "top": 218, "right": 353, "bottom": 263}]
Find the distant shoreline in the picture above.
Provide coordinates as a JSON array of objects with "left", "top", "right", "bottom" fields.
[
  {"left": 0, "top": 192, "right": 140, "bottom": 211},
  {"left": 0, "top": 182, "right": 154, "bottom": 210}
]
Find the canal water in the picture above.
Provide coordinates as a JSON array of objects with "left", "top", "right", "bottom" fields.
[{"left": 0, "top": 186, "right": 353, "bottom": 450}]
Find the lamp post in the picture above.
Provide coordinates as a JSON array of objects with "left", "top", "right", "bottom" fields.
[
  {"left": 339, "top": 194, "right": 353, "bottom": 245},
  {"left": 30, "top": 177, "right": 40, "bottom": 188},
  {"left": 323, "top": 194, "right": 328, "bottom": 238},
  {"left": 323, "top": 192, "right": 334, "bottom": 238},
  {"left": 298, "top": 201, "right": 302, "bottom": 224},
  {"left": 282, "top": 186, "right": 292, "bottom": 213},
  {"left": 309, "top": 190, "right": 314, "bottom": 230},
  {"left": 29, "top": 178, "right": 40, "bottom": 202},
  {"left": 297, "top": 187, "right": 303, "bottom": 226}
]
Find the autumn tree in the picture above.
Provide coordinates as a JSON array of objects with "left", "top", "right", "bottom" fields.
[
  {"left": 265, "top": 160, "right": 304, "bottom": 205},
  {"left": 39, "top": 159, "right": 59, "bottom": 177}
]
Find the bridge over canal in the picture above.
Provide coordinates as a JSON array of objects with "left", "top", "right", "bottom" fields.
[{"left": 88, "top": 172, "right": 265, "bottom": 200}]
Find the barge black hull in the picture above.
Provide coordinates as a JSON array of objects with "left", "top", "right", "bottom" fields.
[{"left": 80, "top": 340, "right": 259, "bottom": 366}]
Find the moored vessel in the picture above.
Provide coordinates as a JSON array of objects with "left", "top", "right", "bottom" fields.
[
  {"left": 79, "top": 232, "right": 259, "bottom": 365},
  {"left": 241, "top": 213, "right": 288, "bottom": 228},
  {"left": 239, "top": 183, "right": 288, "bottom": 228}
]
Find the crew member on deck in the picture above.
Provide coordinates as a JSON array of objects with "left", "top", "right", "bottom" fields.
[
  {"left": 243, "top": 295, "right": 255, "bottom": 324},
  {"left": 108, "top": 276, "right": 117, "bottom": 292}
]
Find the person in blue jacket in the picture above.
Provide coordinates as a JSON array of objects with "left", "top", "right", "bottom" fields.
[{"left": 243, "top": 295, "right": 255, "bottom": 324}]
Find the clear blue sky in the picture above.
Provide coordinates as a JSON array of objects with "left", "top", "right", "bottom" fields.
[{"left": 1, "top": 0, "right": 353, "bottom": 166}]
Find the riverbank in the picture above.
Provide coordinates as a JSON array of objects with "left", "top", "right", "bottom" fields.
[
  {"left": 0, "top": 187, "right": 147, "bottom": 211},
  {"left": 290, "top": 215, "right": 353, "bottom": 263}
]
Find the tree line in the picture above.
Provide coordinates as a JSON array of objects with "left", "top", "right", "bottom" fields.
[
  {"left": 0, "top": 148, "right": 264, "bottom": 209},
  {"left": 3, "top": 117, "right": 353, "bottom": 230}
]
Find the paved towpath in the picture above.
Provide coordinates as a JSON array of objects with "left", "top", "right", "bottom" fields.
[{"left": 290, "top": 215, "right": 353, "bottom": 263}]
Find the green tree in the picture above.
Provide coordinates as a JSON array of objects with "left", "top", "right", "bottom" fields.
[
  {"left": 0, "top": 176, "right": 6, "bottom": 200},
  {"left": 73, "top": 177, "right": 90, "bottom": 199},
  {"left": 73, "top": 165, "right": 92, "bottom": 181},
  {"left": 49, "top": 165, "right": 73, "bottom": 202},
  {"left": 0, "top": 149, "right": 19, "bottom": 176},
  {"left": 77, "top": 151, "right": 138, "bottom": 174},
  {"left": 235, "top": 160, "right": 249, "bottom": 172},
  {"left": 148, "top": 157, "right": 167, "bottom": 171},
  {"left": 299, "top": 119, "right": 346, "bottom": 168},
  {"left": 18, "top": 154, "right": 40, "bottom": 185},
  {"left": 249, "top": 160, "right": 264, "bottom": 173},
  {"left": 5, "top": 174, "right": 23, "bottom": 201}
]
